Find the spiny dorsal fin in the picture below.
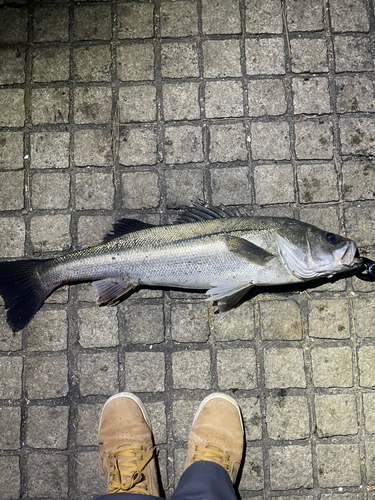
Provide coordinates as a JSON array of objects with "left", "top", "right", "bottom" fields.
[
  {"left": 226, "top": 236, "right": 275, "bottom": 265},
  {"left": 176, "top": 201, "right": 248, "bottom": 224},
  {"left": 103, "top": 218, "right": 155, "bottom": 242}
]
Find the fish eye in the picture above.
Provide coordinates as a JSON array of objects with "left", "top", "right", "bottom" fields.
[{"left": 326, "top": 233, "right": 336, "bottom": 245}]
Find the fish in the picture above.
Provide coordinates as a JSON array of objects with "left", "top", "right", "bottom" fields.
[{"left": 0, "top": 203, "right": 363, "bottom": 332}]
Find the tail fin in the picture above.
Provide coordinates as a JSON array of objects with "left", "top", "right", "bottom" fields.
[{"left": 0, "top": 259, "right": 54, "bottom": 332}]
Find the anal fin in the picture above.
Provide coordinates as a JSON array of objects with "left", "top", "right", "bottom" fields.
[
  {"left": 92, "top": 279, "right": 135, "bottom": 305},
  {"left": 205, "top": 282, "right": 253, "bottom": 316}
]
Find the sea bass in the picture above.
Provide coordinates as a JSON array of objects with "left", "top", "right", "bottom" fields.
[{"left": 0, "top": 203, "right": 363, "bottom": 332}]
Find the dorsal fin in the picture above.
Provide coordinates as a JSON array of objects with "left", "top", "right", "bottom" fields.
[
  {"left": 176, "top": 201, "right": 248, "bottom": 224},
  {"left": 103, "top": 218, "right": 155, "bottom": 242}
]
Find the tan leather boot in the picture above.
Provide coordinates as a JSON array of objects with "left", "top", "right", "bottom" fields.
[
  {"left": 184, "top": 392, "right": 244, "bottom": 483},
  {"left": 98, "top": 392, "right": 160, "bottom": 495}
]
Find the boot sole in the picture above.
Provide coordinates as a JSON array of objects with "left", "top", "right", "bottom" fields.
[{"left": 192, "top": 392, "right": 244, "bottom": 434}]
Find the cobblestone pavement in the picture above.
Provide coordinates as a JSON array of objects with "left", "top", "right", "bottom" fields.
[{"left": 1, "top": 0, "right": 375, "bottom": 499}]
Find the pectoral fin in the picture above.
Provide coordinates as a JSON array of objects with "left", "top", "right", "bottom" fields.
[
  {"left": 206, "top": 282, "right": 253, "bottom": 316},
  {"left": 226, "top": 236, "right": 274, "bottom": 265},
  {"left": 92, "top": 279, "right": 135, "bottom": 305}
]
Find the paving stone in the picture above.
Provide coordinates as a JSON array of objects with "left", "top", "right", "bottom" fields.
[
  {"left": 78, "top": 215, "right": 113, "bottom": 248},
  {"left": 308, "top": 299, "right": 350, "bottom": 339},
  {"left": 245, "top": 0, "right": 283, "bottom": 34},
  {"left": 30, "top": 214, "right": 71, "bottom": 252},
  {"left": 118, "top": 3, "right": 154, "bottom": 39},
  {"left": 345, "top": 203, "right": 375, "bottom": 248},
  {"left": 32, "top": 172, "right": 70, "bottom": 209},
  {"left": 330, "top": 0, "right": 369, "bottom": 32},
  {"left": 205, "top": 80, "right": 243, "bottom": 118},
  {"left": 340, "top": 117, "right": 375, "bottom": 156},
  {"left": 334, "top": 35, "right": 372, "bottom": 72},
  {"left": 121, "top": 302, "right": 164, "bottom": 344},
  {"left": 0, "top": 89, "right": 25, "bottom": 127},
  {"left": 32, "top": 47, "right": 70, "bottom": 82},
  {"left": 364, "top": 393, "right": 375, "bottom": 434},
  {"left": 31, "top": 88, "right": 69, "bottom": 125},
  {"left": 161, "top": 42, "right": 199, "bottom": 78},
  {"left": 248, "top": 79, "right": 287, "bottom": 117},
  {"left": 266, "top": 396, "right": 310, "bottom": 440},
  {"left": 300, "top": 205, "right": 340, "bottom": 233},
  {"left": 311, "top": 347, "right": 353, "bottom": 388},
  {"left": 74, "top": 87, "right": 112, "bottom": 124},
  {"left": 0, "top": 456, "right": 20, "bottom": 500},
  {"left": 366, "top": 442, "right": 375, "bottom": 485},
  {"left": 201, "top": 0, "right": 241, "bottom": 34},
  {"left": 74, "top": 45, "right": 112, "bottom": 82},
  {"left": 27, "top": 309, "right": 68, "bottom": 351},
  {"left": 203, "top": 39, "right": 241, "bottom": 78},
  {"left": 358, "top": 346, "right": 375, "bottom": 387},
  {"left": 286, "top": 0, "right": 323, "bottom": 31},
  {"left": 0, "top": 310, "right": 22, "bottom": 351},
  {"left": 76, "top": 450, "right": 106, "bottom": 497},
  {"left": 27, "top": 454, "right": 68, "bottom": 498},
  {"left": 211, "top": 166, "right": 251, "bottom": 205},
  {"left": 241, "top": 447, "right": 264, "bottom": 490},
  {"left": 251, "top": 121, "right": 291, "bottom": 161},
  {"left": 117, "top": 43, "right": 154, "bottom": 81},
  {"left": 269, "top": 445, "right": 313, "bottom": 490},
  {"left": 119, "top": 85, "right": 156, "bottom": 123},
  {"left": 297, "top": 163, "right": 338, "bottom": 203},
  {"left": 165, "top": 125, "right": 203, "bottom": 164},
  {"left": 316, "top": 444, "right": 361, "bottom": 487},
  {"left": 208, "top": 123, "right": 247, "bottom": 163},
  {"left": 125, "top": 352, "right": 165, "bottom": 392},
  {"left": 0, "top": 48, "right": 25, "bottom": 85},
  {"left": 174, "top": 447, "right": 187, "bottom": 487},
  {"left": 76, "top": 172, "right": 114, "bottom": 210},
  {"left": 245, "top": 38, "right": 285, "bottom": 75},
  {"left": 254, "top": 163, "right": 294, "bottom": 204},
  {"left": 294, "top": 120, "right": 333, "bottom": 160},
  {"left": 0, "top": 171, "right": 24, "bottom": 210},
  {"left": 171, "top": 302, "right": 209, "bottom": 343},
  {"left": 172, "top": 399, "right": 199, "bottom": 441},
  {"left": 264, "top": 348, "right": 306, "bottom": 389},
  {"left": 165, "top": 168, "right": 204, "bottom": 207},
  {"left": 77, "top": 403, "right": 103, "bottom": 446},
  {"left": 119, "top": 127, "right": 157, "bottom": 166},
  {"left": 78, "top": 307, "right": 118, "bottom": 348},
  {"left": 0, "top": 217, "right": 25, "bottom": 258},
  {"left": 78, "top": 352, "right": 118, "bottom": 396},
  {"left": 74, "top": 4, "right": 111, "bottom": 40},
  {"left": 0, "top": 7, "right": 27, "bottom": 43},
  {"left": 290, "top": 38, "right": 328, "bottom": 73},
  {"left": 0, "top": 357, "right": 23, "bottom": 399},
  {"left": 217, "top": 348, "right": 256, "bottom": 390},
  {"left": 214, "top": 302, "right": 255, "bottom": 341},
  {"left": 144, "top": 401, "right": 166, "bottom": 444},
  {"left": 336, "top": 75, "right": 375, "bottom": 113},
  {"left": 172, "top": 350, "right": 211, "bottom": 389},
  {"left": 315, "top": 394, "right": 358, "bottom": 438},
  {"left": 160, "top": 1, "right": 198, "bottom": 37},
  {"left": 33, "top": 5, "right": 69, "bottom": 42},
  {"left": 0, "top": 407, "right": 20, "bottom": 449},
  {"left": 0, "top": 132, "right": 24, "bottom": 171},
  {"left": 163, "top": 82, "right": 200, "bottom": 121},
  {"left": 260, "top": 300, "right": 302, "bottom": 340},
  {"left": 292, "top": 77, "right": 331, "bottom": 115},
  {"left": 238, "top": 397, "right": 262, "bottom": 441},
  {"left": 321, "top": 494, "right": 362, "bottom": 500},
  {"left": 352, "top": 297, "right": 375, "bottom": 337},
  {"left": 30, "top": 131, "right": 70, "bottom": 169},
  {"left": 122, "top": 170, "right": 159, "bottom": 208},
  {"left": 26, "top": 405, "right": 69, "bottom": 448},
  {"left": 75, "top": 128, "right": 112, "bottom": 167},
  {"left": 26, "top": 355, "right": 68, "bottom": 399}
]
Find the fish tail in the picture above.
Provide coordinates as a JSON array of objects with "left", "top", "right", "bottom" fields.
[{"left": 0, "top": 259, "right": 54, "bottom": 332}]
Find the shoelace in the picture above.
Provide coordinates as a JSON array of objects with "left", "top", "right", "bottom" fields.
[
  {"left": 107, "top": 445, "right": 155, "bottom": 494},
  {"left": 192, "top": 445, "right": 230, "bottom": 470}
]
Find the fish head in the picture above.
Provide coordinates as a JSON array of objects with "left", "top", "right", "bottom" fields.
[{"left": 277, "top": 222, "right": 363, "bottom": 280}]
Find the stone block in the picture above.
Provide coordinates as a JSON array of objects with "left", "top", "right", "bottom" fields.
[
  {"left": 75, "top": 128, "right": 112, "bottom": 167},
  {"left": 172, "top": 399, "right": 200, "bottom": 441},
  {"left": 260, "top": 300, "right": 302, "bottom": 340},
  {"left": 299, "top": 205, "right": 340, "bottom": 233},
  {"left": 0, "top": 7, "right": 27, "bottom": 43},
  {"left": 161, "top": 42, "right": 199, "bottom": 78},
  {"left": 363, "top": 393, "right": 375, "bottom": 434},
  {"left": 119, "top": 127, "right": 157, "bottom": 166},
  {"left": 78, "top": 307, "right": 118, "bottom": 348},
  {"left": 0, "top": 357, "right": 23, "bottom": 399},
  {"left": 165, "top": 125, "right": 203, "bottom": 164},
  {"left": 316, "top": 444, "right": 361, "bottom": 487},
  {"left": 294, "top": 120, "right": 333, "bottom": 160},
  {"left": 144, "top": 401, "right": 166, "bottom": 444},
  {"left": 78, "top": 352, "right": 119, "bottom": 396},
  {"left": 345, "top": 202, "right": 375, "bottom": 248},
  {"left": 246, "top": 38, "right": 285, "bottom": 75},
  {"left": 122, "top": 170, "right": 159, "bottom": 208},
  {"left": 74, "top": 45, "right": 111, "bottom": 82},
  {"left": 26, "top": 405, "right": 69, "bottom": 448},
  {"left": 366, "top": 442, "right": 375, "bottom": 484},
  {"left": 264, "top": 348, "right": 306, "bottom": 389},
  {"left": 31, "top": 131, "right": 70, "bottom": 169},
  {"left": 76, "top": 172, "right": 114, "bottom": 210},
  {"left": 201, "top": 0, "right": 241, "bottom": 34},
  {"left": 32, "top": 172, "right": 70, "bottom": 209},
  {"left": 160, "top": 1, "right": 198, "bottom": 37},
  {"left": 27, "top": 309, "right": 68, "bottom": 351},
  {"left": 315, "top": 394, "right": 358, "bottom": 437},
  {"left": 336, "top": 75, "right": 375, "bottom": 113},
  {"left": 334, "top": 35, "right": 372, "bottom": 72},
  {"left": 117, "top": 43, "right": 154, "bottom": 81},
  {"left": 269, "top": 445, "right": 313, "bottom": 489},
  {"left": 340, "top": 117, "right": 375, "bottom": 156},
  {"left": 125, "top": 352, "right": 165, "bottom": 392},
  {"left": 30, "top": 214, "right": 71, "bottom": 252},
  {"left": 76, "top": 451, "right": 106, "bottom": 497},
  {"left": 171, "top": 302, "right": 209, "bottom": 343},
  {"left": 31, "top": 88, "right": 69, "bottom": 125},
  {"left": 0, "top": 132, "right": 24, "bottom": 171},
  {"left": 0, "top": 217, "right": 25, "bottom": 258},
  {"left": 254, "top": 163, "right": 294, "bottom": 203},
  {"left": 248, "top": 79, "right": 287, "bottom": 117},
  {"left": 297, "top": 163, "right": 338, "bottom": 203},
  {"left": 26, "top": 454, "right": 68, "bottom": 498},
  {"left": 209, "top": 123, "right": 247, "bottom": 163},
  {"left": 203, "top": 39, "right": 241, "bottom": 78},
  {"left": 311, "top": 347, "right": 353, "bottom": 388},
  {"left": 74, "top": 4, "right": 111, "bottom": 40},
  {"left": 217, "top": 348, "right": 256, "bottom": 390},
  {"left": 241, "top": 447, "right": 264, "bottom": 490},
  {"left": 122, "top": 301, "right": 165, "bottom": 344},
  {"left": 245, "top": 0, "right": 283, "bottom": 34},
  {"left": 78, "top": 215, "right": 113, "bottom": 248},
  {"left": 214, "top": 302, "right": 255, "bottom": 341},
  {"left": 358, "top": 346, "right": 375, "bottom": 387},
  {"left": 205, "top": 80, "right": 243, "bottom": 118},
  {"left": 74, "top": 87, "right": 112, "bottom": 124},
  {"left": 172, "top": 350, "right": 211, "bottom": 389},
  {"left": 0, "top": 310, "right": 22, "bottom": 351},
  {"left": 330, "top": 0, "right": 369, "bottom": 32},
  {"left": 353, "top": 297, "right": 375, "bottom": 337},
  {"left": 290, "top": 38, "right": 328, "bottom": 73},
  {"left": 0, "top": 456, "right": 20, "bottom": 500},
  {"left": 286, "top": 0, "right": 323, "bottom": 31},
  {"left": 0, "top": 407, "right": 20, "bottom": 449},
  {"left": 266, "top": 396, "right": 310, "bottom": 440},
  {"left": 32, "top": 47, "right": 70, "bottom": 82},
  {"left": 211, "top": 166, "right": 251, "bottom": 205},
  {"left": 0, "top": 48, "right": 25, "bottom": 85},
  {"left": 163, "top": 83, "right": 200, "bottom": 121},
  {"left": 292, "top": 77, "right": 330, "bottom": 115},
  {"left": 26, "top": 355, "right": 68, "bottom": 399},
  {"left": 238, "top": 397, "right": 262, "bottom": 441},
  {"left": 119, "top": 85, "right": 156, "bottom": 123},
  {"left": 0, "top": 171, "right": 24, "bottom": 210},
  {"left": 165, "top": 168, "right": 204, "bottom": 207},
  {"left": 308, "top": 299, "right": 350, "bottom": 339},
  {"left": 251, "top": 121, "right": 291, "bottom": 160},
  {"left": 0, "top": 89, "right": 25, "bottom": 127},
  {"left": 33, "top": 5, "right": 69, "bottom": 42},
  {"left": 77, "top": 404, "right": 103, "bottom": 446},
  {"left": 118, "top": 3, "right": 154, "bottom": 39}
]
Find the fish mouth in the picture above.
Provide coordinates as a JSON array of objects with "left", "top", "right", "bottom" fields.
[{"left": 335, "top": 241, "right": 362, "bottom": 268}]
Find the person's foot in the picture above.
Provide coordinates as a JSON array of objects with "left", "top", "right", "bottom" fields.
[
  {"left": 98, "top": 392, "right": 160, "bottom": 495},
  {"left": 184, "top": 392, "right": 244, "bottom": 483}
]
